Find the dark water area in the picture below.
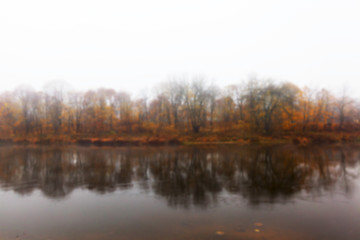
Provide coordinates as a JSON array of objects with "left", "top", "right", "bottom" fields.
[{"left": 0, "top": 145, "right": 359, "bottom": 240}]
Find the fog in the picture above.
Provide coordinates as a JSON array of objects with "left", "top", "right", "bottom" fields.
[{"left": 0, "top": 0, "right": 359, "bottom": 97}]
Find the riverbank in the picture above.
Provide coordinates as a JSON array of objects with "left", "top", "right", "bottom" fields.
[{"left": 0, "top": 131, "right": 359, "bottom": 146}]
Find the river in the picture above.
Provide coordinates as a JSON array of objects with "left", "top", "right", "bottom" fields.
[{"left": 0, "top": 145, "right": 359, "bottom": 239}]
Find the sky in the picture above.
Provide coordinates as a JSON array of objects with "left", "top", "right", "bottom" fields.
[{"left": 0, "top": 0, "right": 359, "bottom": 97}]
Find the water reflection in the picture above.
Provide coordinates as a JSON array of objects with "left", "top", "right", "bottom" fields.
[{"left": 0, "top": 145, "right": 359, "bottom": 207}]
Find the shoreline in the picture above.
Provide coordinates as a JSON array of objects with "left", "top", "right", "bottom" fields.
[{"left": 0, "top": 132, "right": 359, "bottom": 147}]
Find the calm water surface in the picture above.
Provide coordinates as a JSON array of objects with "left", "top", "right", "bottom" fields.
[{"left": 0, "top": 145, "right": 359, "bottom": 240}]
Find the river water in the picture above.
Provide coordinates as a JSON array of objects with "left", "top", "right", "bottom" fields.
[{"left": 0, "top": 145, "right": 359, "bottom": 240}]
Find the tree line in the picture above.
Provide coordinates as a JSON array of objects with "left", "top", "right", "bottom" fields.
[{"left": 0, "top": 77, "right": 358, "bottom": 139}]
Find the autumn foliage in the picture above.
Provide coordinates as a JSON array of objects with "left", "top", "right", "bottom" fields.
[{"left": 0, "top": 77, "right": 359, "bottom": 144}]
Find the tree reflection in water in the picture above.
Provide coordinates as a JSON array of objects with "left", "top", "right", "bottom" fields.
[{"left": 0, "top": 145, "right": 359, "bottom": 207}]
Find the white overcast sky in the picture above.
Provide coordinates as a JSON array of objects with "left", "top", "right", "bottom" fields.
[{"left": 0, "top": 0, "right": 359, "bottom": 97}]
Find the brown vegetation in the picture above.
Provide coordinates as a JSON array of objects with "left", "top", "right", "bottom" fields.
[{"left": 0, "top": 77, "right": 360, "bottom": 145}]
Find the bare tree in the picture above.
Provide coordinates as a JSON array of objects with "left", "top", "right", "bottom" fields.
[
  {"left": 184, "top": 77, "right": 210, "bottom": 133},
  {"left": 114, "top": 91, "right": 132, "bottom": 129},
  {"left": 259, "top": 81, "right": 282, "bottom": 134},
  {"left": 43, "top": 80, "right": 70, "bottom": 133},
  {"left": 207, "top": 84, "right": 219, "bottom": 129},
  {"left": 336, "top": 87, "right": 353, "bottom": 130},
  {"left": 68, "top": 91, "right": 84, "bottom": 133},
  {"left": 162, "top": 78, "right": 186, "bottom": 128},
  {"left": 15, "top": 85, "right": 36, "bottom": 135}
]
